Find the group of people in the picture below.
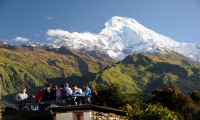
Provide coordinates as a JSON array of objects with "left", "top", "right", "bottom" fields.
[{"left": 15, "top": 83, "right": 92, "bottom": 107}]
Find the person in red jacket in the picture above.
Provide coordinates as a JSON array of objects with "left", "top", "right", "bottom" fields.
[{"left": 34, "top": 88, "right": 44, "bottom": 103}]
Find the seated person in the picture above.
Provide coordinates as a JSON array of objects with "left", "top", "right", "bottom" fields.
[
  {"left": 50, "top": 84, "right": 58, "bottom": 101},
  {"left": 56, "top": 85, "right": 63, "bottom": 100},
  {"left": 83, "top": 83, "right": 91, "bottom": 96},
  {"left": 83, "top": 83, "right": 92, "bottom": 104},
  {"left": 72, "top": 84, "right": 82, "bottom": 105},
  {"left": 15, "top": 88, "right": 28, "bottom": 110},
  {"left": 15, "top": 88, "right": 28, "bottom": 102},
  {"left": 62, "top": 83, "right": 72, "bottom": 97},
  {"left": 72, "top": 84, "right": 82, "bottom": 94},
  {"left": 61, "top": 83, "right": 73, "bottom": 105},
  {"left": 34, "top": 88, "right": 44, "bottom": 103},
  {"left": 40, "top": 84, "right": 52, "bottom": 102}
]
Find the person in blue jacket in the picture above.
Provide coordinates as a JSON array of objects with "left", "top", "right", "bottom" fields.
[{"left": 83, "top": 83, "right": 92, "bottom": 104}]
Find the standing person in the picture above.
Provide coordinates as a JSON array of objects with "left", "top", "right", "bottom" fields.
[
  {"left": 83, "top": 83, "right": 92, "bottom": 104},
  {"left": 72, "top": 84, "right": 83, "bottom": 105},
  {"left": 40, "top": 84, "right": 52, "bottom": 102},
  {"left": 15, "top": 88, "right": 28, "bottom": 110}
]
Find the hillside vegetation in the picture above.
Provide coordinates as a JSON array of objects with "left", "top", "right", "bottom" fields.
[
  {"left": 92, "top": 83, "right": 200, "bottom": 120},
  {"left": 93, "top": 53, "right": 200, "bottom": 95},
  {"left": 1, "top": 45, "right": 200, "bottom": 106},
  {"left": 0, "top": 46, "right": 113, "bottom": 104}
]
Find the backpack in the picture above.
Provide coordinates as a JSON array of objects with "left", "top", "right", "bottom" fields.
[{"left": 61, "top": 88, "right": 70, "bottom": 99}]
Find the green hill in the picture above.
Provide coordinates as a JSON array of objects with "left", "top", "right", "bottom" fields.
[
  {"left": 2, "top": 45, "right": 200, "bottom": 106},
  {"left": 0, "top": 46, "right": 113, "bottom": 105},
  {"left": 93, "top": 53, "right": 200, "bottom": 95}
]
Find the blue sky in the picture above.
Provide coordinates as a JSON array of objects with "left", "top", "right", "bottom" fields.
[{"left": 0, "top": 0, "right": 200, "bottom": 44}]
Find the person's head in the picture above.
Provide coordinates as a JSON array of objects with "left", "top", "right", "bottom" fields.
[
  {"left": 22, "top": 88, "right": 26, "bottom": 93},
  {"left": 53, "top": 85, "right": 58, "bottom": 90},
  {"left": 59, "top": 84, "right": 64, "bottom": 88},
  {"left": 64, "top": 83, "right": 69, "bottom": 88},
  {"left": 72, "top": 84, "right": 77, "bottom": 90},
  {"left": 83, "top": 83, "right": 89, "bottom": 88},
  {"left": 47, "top": 83, "right": 52, "bottom": 89}
]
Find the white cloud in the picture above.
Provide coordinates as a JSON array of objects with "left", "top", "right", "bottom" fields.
[
  {"left": 14, "top": 37, "right": 29, "bottom": 42},
  {"left": 46, "top": 29, "right": 69, "bottom": 37},
  {"left": 75, "top": 32, "right": 96, "bottom": 40},
  {"left": 46, "top": 29, "right": 97, "bottom": 42}
]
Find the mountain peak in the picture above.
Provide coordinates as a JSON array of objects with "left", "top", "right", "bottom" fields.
[
  {"left": 50, "top": 16, "right": 200, "bottom": 62},
  {"left": 105, "top": 16, "right": 139, "bottom": 28}
]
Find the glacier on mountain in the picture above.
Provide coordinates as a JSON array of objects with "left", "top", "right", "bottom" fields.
[{"left": 49, "top": 16, "right": 200, "bottom": 62}]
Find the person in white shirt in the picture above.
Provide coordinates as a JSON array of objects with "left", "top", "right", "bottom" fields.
[
  {"left": 72, "top": 84, "right": 82, "bottom": 105},
  {"left": 72, "top": 84, "right": 82, "bottom": 94},
  {"left": 15, "top": 88, "right": 28, "bottom": 102},
  {"left": 15, "top": 88, "right": 28, "bottom": 110}
]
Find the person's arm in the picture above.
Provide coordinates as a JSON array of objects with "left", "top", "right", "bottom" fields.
[
  {"left": 85, "top": 88, "right": 91, "bottom": 96},
  {"left": 85, "top": 89, "right": 88, "bottom": 96},
  {"left": 15, "top": 94, "right": 20, "bottom": 101}
]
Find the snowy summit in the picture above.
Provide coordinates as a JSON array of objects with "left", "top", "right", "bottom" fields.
[{"left": 50, "top": 16, "right": 200, "bottom": 62}]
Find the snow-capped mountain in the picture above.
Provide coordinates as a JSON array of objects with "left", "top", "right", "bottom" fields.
[
  {"left": 24, "top": 42, "right": 41, "bottom": 47},
  {"left": 49, "top": 16, "right": 200, "bottom": 62}
]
